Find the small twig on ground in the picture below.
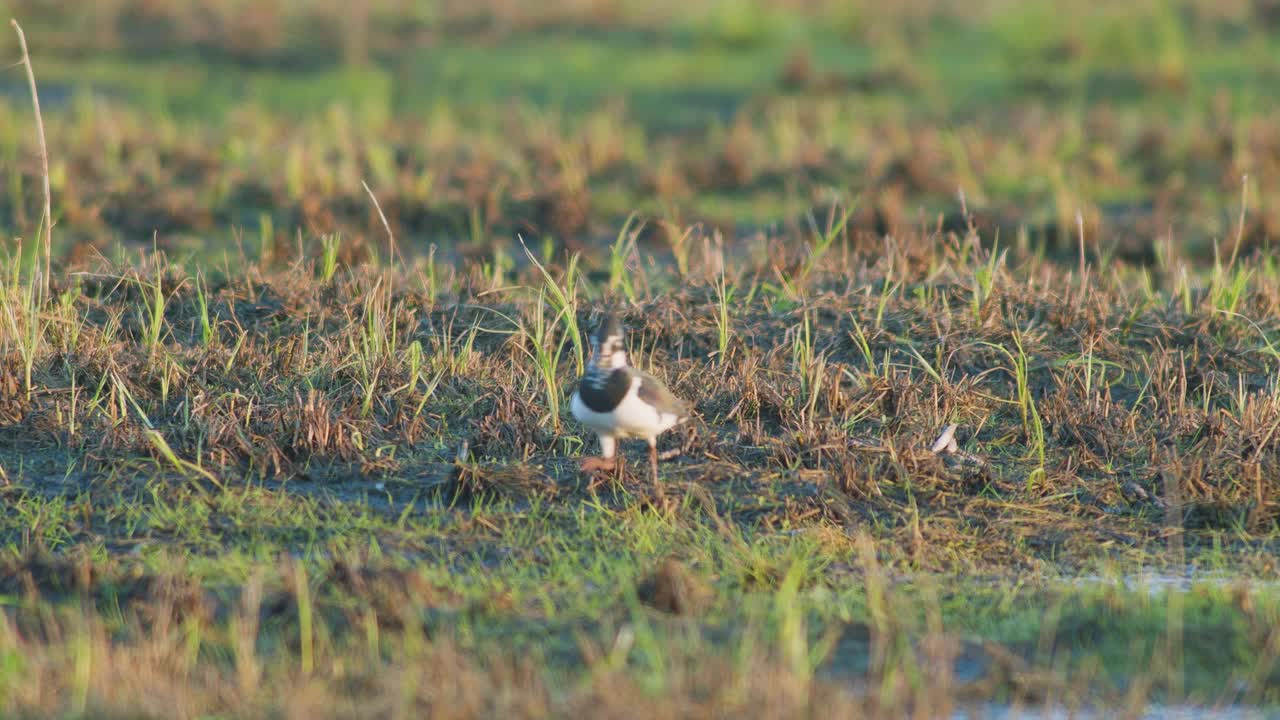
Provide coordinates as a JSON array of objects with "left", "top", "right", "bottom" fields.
[
  {"left": 658, "top": 423, "right": 698, "bottom": 461},
  {"left": 10, "top": 19, "right": 53, "bottom": 302},
  {"left": 930, "top": 423, "right": 987, "bottom": 468},
  {"left": 930, "top": 424, "right": 959, "bottom": 454}
]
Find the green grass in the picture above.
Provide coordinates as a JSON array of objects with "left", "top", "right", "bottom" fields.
[{"left": 0, "top": 480, "right": 1276, "bottom": 714}]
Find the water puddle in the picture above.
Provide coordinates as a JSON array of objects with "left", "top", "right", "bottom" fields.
[
  {"left": 1066, "top": 571, "right": 1280, "bottom": 595},
  {"left": 957, "top": 704, "right": 1270, "bottom": 719}
]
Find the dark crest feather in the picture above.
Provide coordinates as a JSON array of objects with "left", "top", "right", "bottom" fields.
[{"left": 592, "top": 312, "right": 624, "bottom": 344}]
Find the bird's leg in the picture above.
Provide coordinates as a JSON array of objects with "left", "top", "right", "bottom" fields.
[{"left": 649, "top": 438, "right": 664, "bottom": 491}]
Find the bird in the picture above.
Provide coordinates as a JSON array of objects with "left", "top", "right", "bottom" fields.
[{"left": 570, "top": 312, "right": 689, "bottom": 486}]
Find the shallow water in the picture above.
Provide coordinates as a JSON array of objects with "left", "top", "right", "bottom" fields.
[
  {"left": 958, "top": 704, "right": 1272, "bottom": 719},
  {"left": 1067, "top": 571, "right": 1280, "bottom": 595}
]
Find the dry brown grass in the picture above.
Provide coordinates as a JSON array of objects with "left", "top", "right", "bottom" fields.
[{"left": 3, "top": 222, "right": 1279, "bottom": 565}]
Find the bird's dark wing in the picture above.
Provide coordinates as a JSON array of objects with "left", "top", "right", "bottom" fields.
[{"left": 632, "top": 368, "right": 689, "bottom": 418}]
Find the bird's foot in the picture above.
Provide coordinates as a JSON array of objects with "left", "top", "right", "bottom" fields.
[
  {"left": 580, "top": 456, "right": 617, "bottom": 473},
  {"left": 583, "top": 455, "right": 630, "bottom": 492}
]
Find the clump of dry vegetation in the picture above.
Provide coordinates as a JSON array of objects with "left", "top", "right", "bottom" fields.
[{"left": 5, "top": 212, "right": 1280, "bottom": 544}]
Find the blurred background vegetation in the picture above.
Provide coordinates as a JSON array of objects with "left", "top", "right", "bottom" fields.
[{"left": 2, "top": 0, "right": 1280, "bottom": 265}]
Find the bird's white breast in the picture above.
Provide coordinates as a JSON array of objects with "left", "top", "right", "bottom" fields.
[{"left": 571, "top": 377, "right": 684, "bottom": 440}]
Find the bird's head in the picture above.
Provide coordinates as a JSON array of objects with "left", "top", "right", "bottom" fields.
[{"left": 590, "top": 312, "right": 628, "bottom": 369}]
